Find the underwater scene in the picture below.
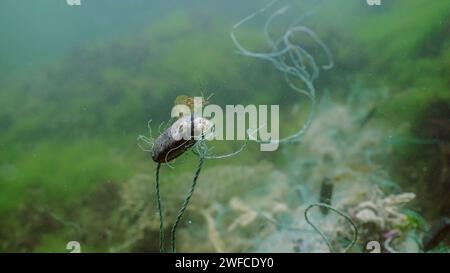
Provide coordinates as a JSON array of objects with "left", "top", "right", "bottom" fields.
[{"left": 0, "top": 0, "right": 449, "bottom": 254}]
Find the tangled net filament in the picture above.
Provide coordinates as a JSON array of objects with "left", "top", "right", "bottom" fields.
[
  {"left": 304, "top": 203, "right": 358, "bottom": 253},
  {"left": 138, "top": 119, "right": 247, "bottom": 253},
  {"left": 230, "top": 0, "right": 333, "bottom": 144}
]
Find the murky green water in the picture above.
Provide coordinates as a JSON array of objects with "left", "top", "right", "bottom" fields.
[{"left": 0, "top": 0, "right": 449, "bottom": 253}]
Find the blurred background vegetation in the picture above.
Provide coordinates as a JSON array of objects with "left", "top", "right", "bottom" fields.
[{"left": 0, "top": 0, "right": 449, "bottom": 252}]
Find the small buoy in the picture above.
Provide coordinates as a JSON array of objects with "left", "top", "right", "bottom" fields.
[{"left": 152, "top": 115, "right": 212, "bottom": 163}]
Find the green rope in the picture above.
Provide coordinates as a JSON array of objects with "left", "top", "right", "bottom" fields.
[
  {"left": 155, "top": 163, "right": 164, "bottom": 253},
  {"left": 171, "top": 155, "right": 205, "bottom": 253},
  {"left": 304, "top": 203, "right": 358, "bottom": 253}
]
